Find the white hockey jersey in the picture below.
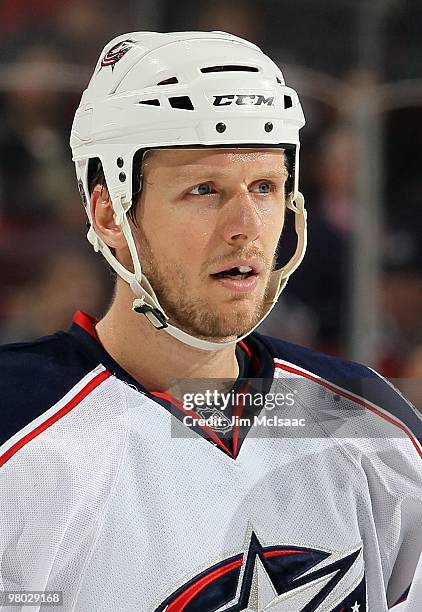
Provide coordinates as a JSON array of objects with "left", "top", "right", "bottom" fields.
[{"left": 0, "top": 311, "right": 421, "bottom": 612}]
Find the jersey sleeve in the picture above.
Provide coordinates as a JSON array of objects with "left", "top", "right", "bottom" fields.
[
  {"left": 0, "top": 334, "right": 110, "bottom": 603},
  {"left": 357, "top": 372, "right": 422, "bottom": 610},
  {"left": 258, "top": 332, "right": 422, "bottom": 610},
  {"left": 383, "top": 436, "right": 421, "bottom": 610}
]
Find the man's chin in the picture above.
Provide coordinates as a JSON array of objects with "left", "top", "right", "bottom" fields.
[{"left": 168, "top": 309, "right": 263, "bottom": 343}]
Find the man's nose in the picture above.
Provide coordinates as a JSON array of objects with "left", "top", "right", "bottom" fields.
[{"left": 220, "top": 191, "right": 263, "bottom": 246}]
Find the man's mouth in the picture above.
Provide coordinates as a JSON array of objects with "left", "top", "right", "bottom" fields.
[
  {"left": 211, "top": 265, "right": 255, "bottom": 281},
  {"left": 210, "top": 264, "right": 261, "bottom": 293}
]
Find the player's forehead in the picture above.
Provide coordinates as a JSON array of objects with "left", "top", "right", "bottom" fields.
[{"left": 142, "top": 147, "right": 287, "bottom": 179}]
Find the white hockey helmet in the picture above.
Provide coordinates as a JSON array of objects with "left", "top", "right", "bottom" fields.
[{"left": 70, "top": 31, "right": 307, "bottom": 351}]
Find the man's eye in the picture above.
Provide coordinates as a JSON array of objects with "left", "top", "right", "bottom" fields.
[
  {"left": 189, "top": 183, "right": 214, "bottom": 195},
  {"left": 250, "top": 181, "right": 273, "bottom": 194}
]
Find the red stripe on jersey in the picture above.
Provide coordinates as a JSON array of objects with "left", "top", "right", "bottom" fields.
[
  {"left": 73, "top": 310, "right": 99, "bottom": 339},
  {"left": 238, "top": 340, "right": 253, "bottom": 360},
  {"left": 275, "top": 362, "right": 422, "bottom": 459},
  {"left": 238, "top": 339, "right": 260, "bottom": 371},
  {"left": 165, "top": 548, "right": 304, "bottom": 610},
  {"left": 167, "top": 558, "right": 243, "bottom": 611},
  {"left": 263, "top": 549, "right": 304, "bottom": 558},
  {"left": 0, "top": 370, "right": 111, "bottom": 468}
]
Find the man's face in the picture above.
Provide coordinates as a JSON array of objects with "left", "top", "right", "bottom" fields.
[{"left": 132, "top": 148, "right": 288, "bottom": 342}]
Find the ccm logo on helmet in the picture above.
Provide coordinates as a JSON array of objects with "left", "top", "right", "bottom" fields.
[{"left": 213, "top": 94, "right": 274, "bottom": 107}]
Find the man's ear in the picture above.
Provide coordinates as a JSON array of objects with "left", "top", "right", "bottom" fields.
[{"left": 90, "top": 185, "right": 127, "bottom": 250}]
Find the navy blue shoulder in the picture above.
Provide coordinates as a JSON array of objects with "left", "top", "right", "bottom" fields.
[
  {"left": 255, "top": 333, "right": 371, "bottom": 381},
  {"left": 254, "top": 332, "right": 422, "bottom": 445},
  {"left": 0, "top": 332, "right": 100, "bottom": 447}
]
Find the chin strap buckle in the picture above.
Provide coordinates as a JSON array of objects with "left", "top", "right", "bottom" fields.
[{"left": 133, "top": 302, "right": 168, "bottom": 330}]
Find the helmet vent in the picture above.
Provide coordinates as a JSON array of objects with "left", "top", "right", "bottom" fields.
[
  {"left": 201, "top": 65, "right": 259, "bottom": 73},
  {"left": 169, "top": 96, "right": 194, "bottom": 110},
  {"left": 276, "top": 77, "right": 282, "bottom": 84},
  {"left": 139, "top": 99, "right": 161, "bottom": 106},
  {"left": 284, "top": 95, "right": 293, "bottom": 109},
  {"left": 157, "top": 76, "right": 179, "bottom": 85}
]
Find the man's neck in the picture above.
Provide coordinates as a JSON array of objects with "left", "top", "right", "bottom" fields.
[{"left": 95, "top": 290, "right": 239, "bottom": 394}]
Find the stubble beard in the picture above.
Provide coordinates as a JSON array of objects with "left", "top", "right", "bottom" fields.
[{"left": 136, "top": 231, "right": 275, "bottom": 342}]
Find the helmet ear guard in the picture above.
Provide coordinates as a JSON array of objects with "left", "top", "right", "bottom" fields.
[{"left": 71, "top": 31, "right": 307, "bottom": 351}]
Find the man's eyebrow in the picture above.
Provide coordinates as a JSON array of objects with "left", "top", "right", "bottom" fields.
[{"left": 171, "top": 166, "right": 289, "bottom": 182}]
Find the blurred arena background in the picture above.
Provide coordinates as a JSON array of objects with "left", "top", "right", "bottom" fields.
[{"left": 0, "top": 0, "right": 421, "bottom": 404}]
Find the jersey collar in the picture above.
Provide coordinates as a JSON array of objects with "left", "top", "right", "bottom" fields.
[{"left": 68, "top": 310, "right": 275, "bottom": 459}]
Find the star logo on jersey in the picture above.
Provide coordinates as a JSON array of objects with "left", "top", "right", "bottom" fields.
[
  {"left": 100, "top": 39, "right": 136, "bottom": 71},
  {"left": 154, "top": 530, "right": 366, "bottom": 611}
]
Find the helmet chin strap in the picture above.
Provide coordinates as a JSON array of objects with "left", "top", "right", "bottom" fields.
[{"left": 90, "top": 192, "right": 307, "bottom": 352}]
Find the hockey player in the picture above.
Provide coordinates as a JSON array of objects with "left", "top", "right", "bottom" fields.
[{"left": 1, "top": 32, "right": 421, "bottom": 611}]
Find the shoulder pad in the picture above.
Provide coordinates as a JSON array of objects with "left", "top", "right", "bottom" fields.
[{"left": 0, "top": 332, "right": 100, "bottom": 447}]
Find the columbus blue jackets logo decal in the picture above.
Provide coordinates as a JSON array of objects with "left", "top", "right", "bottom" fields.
[
  {"left": 155, "top": 531, "right": 366, "bottom": 611},
  {"left": 100, "top": 39, "right": 136, "bottom": 70}
]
